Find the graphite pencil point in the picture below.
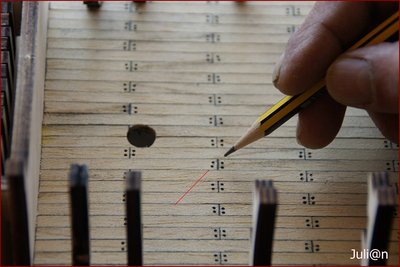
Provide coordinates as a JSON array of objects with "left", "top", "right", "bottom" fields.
[{"left": 224, "top": 147, "right": 236, "bottom": 157}]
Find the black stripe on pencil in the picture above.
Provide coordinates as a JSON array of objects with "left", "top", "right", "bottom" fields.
[
  {"left": 251, "top": 180, "right": 277, "bottom": 266},
  {"left": 69, "top": 164, "right": 90, "bottom": 266},
  {"left": 126, "top": 171, "right": 143, "bottom": 266}
]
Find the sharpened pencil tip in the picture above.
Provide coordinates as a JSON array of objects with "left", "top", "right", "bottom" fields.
[{"left": 224, "top": 147, "right": 236, "bottom": 157}]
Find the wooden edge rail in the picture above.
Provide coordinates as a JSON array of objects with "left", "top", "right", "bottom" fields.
[{"left": 4, "top": 1, "right": 48, "bottom": 262}]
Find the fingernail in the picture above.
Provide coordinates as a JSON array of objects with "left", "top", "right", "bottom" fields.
[
  {"left": 327, "top": 57, "right": 373, "bottom": 108},
  {"left": 272, "top": 53, "right": 284, "bottom": 87}
]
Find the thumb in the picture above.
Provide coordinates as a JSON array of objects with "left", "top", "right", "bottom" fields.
[{"left": 326, "top": 42, "right": 398, "bottom": 113}]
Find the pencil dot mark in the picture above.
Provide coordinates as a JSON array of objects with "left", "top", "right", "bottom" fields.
[
  {"left": 211, "top": 138, "right": 216, "bottom": 147},
  {"left": 386, "top": 161, "right": 391, "bottom": 170},
  {"left": 209, "top": 117, "right": 214, "bottom": 125},
  {"left": 384, "top": 140, "right": 389, "bottom": 148},
  {"left": 219, "top": 138, "right": 224, "bottom": 147},
  {"left": 127, "top": 125, "right": 156, "bottom": 147},
  {"left": 211, "top": 183, "right": 216, "bottom": 191},
  {"left": 220, "top": 206, "right": 226, "bottom": 214},
  {"left": 214, "top": 254, "right": 219, "bottom": 262},
  {"left": 212, "top": 206, "right": 217, "bottom": 214},
  {"left": 302, "top": 195, "right": 307, "bottom": 204}
]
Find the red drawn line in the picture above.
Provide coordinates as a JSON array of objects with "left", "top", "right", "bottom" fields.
[{"left": 175, "top": 170, "right": 210, "bottom": 205}]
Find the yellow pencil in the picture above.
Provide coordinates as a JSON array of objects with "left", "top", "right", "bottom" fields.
[{"left": 224, "top": 11, "right": 399, "bottom": 157}]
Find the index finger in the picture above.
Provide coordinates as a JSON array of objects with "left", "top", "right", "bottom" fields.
[{"left": 273, "top": 2, "right": 397, "bottom": 95}]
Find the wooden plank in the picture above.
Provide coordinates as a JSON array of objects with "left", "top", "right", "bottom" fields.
[
  {"left": 46, "top": 59, "right": 277, "bottom": 73},
  {"left": 32, "top": 234, "right": 395, "bottom": 252},
  {"left": 47, "top": 39, "right": 288, "bottom": 53},
  {"left": 44, "top": 81, "right": 278, "bottom": 94},
  {"left": 39, "top": 158, "right": 395, "bottom": 172},
  {"left": 42, "top": 113, "right": 376, "bottom": 127},
  {"left": 48, "top": 18, "right": 301, "bottom": 34},
  {"left": 44, "top": 102, "right": 369, "bottom": 117},
  {"left": 36, "top": 203, "right": 373, "bottom": 217},
  {"left": 47, "top": 30, "right": 292, "bottom": 43},
  {"left": 40, "top": 147, "right": 397, "bottom": 161},
  {"left": 41, "top": 135, "right": 391, "bottom": 150},
  {"left": 38, "top": 169, "right": 398, "bottom": 184},
  {"left": 35, "top": 214, "right": 397, "bottom": 230},
  {"left": 44, "top": 91, "right": 282, "bottom": 105}
]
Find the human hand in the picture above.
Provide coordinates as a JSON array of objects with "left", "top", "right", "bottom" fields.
[{"left": 273, "top": 2, "right": 398, "bottom": 148}]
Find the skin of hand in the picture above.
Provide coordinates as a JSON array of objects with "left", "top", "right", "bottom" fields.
[{"left": 272, "top": 2, "right": 399, "bottom": 148}]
